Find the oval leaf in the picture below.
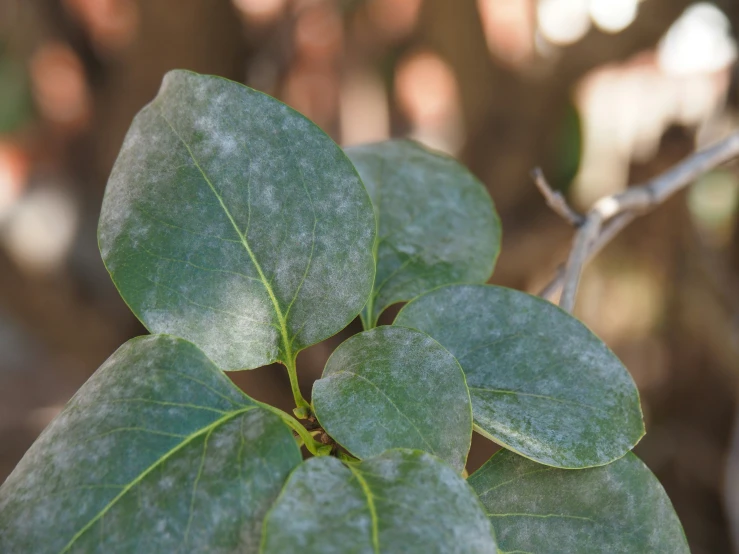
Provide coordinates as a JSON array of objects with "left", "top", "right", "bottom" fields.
[
  {"left": 312, "top": 326, "right": 472, "bottom": 472},
  {"left": 346, "top": 140, "right": 500, "bottom": 327},
  {"left": 395, "top": 285, "right": 644, "bottom": 468},
  {"left": 468, "top": 449, "right": 689, "bottom": 553},
  {"left": 0, "top": 335, "right": 301, "bottom": 553},
  {"left": 99, "top": 70, "right": 376, "bottom": 370},
  {"left": 262, "top": 449, "right": 497, "bottom": 553}
]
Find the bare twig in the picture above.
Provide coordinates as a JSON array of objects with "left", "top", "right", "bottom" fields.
[
  {"left": 545, "top": 131, "right": 739, "bottom": 312},
  {"left": 531, "top": 168, "right": 585, "bottom": 227},
  {"left": 539, "top": 213, "right": 634, "bottom": 299}
]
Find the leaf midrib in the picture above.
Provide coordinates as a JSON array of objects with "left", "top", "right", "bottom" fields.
[
  {"left": 156, "top": 109, "right": 294, "bottom": 363},
  {"left": 329, "top": 370, "right": 437, "bottom": 454},
  {"left": 58, "top": 406, "right": 257, "bottom": 553},
  {"left": 469, "top": 386, "right": 606, "bottom": 414},
  {"left": 486, "top": 512, "right": 596, "bottom": 523},
  {"left": 346, "top": 464, "right": 380, "bottom": 554}
]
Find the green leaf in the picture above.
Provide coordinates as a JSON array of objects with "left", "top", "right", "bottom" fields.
[
  {"left": 346, "top": 140, "right": 500, "bottom": 328},
  {"left": 468, "top": 449, "right": 689, "bottom": 554},
  {"left": 394, "top": 285, "right": 644, "bottom": 468},
  {"left": 99, "top": 70, "right": 376, "bottom": 371},
  {"left": 261, "top": 449, "right": 497, "bottom": 553},
  {"left": 312, "top": 326, "right": 472, "bottom": 472},
  {"left": 0, "top": 335, "right": 301, "bottom": 553}
]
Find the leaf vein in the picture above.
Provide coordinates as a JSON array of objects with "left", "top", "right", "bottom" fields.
[
  {"left": 329, "top": 370, "right": 437, "bottom": 454},
  {"left": 58, "top": 407, "right": 257, "bottom": 553},
  {"left": 156, "top": 109, "right": 293, "bottom": 362},
  {"left": 346, "top": 465, "right": 380, "bottom": 554}
]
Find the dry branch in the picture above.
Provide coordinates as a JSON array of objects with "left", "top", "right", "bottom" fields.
[
  {"left": 539, "top": 132, "right": 739, "bottom": 311},
  {"left": 531, "top": 168, "right": 585, "bottom": 227}
]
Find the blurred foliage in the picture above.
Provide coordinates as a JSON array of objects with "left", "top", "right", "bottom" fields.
[{"left": 0, "top": 55, "right": 32, "bottom": 134}]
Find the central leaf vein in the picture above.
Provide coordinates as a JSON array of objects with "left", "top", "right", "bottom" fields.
[
  {"left": 58, "top": 406, "right": 257, "bottom": 553},
  {"left": 330, "top": 370, "right": 436, "bottom": 453},
  {"left": 156, "top": 109, "right": 293, "bottom": 362},
  {"left": 469, "top": 387, "right": 606, "bottom": 413},
  {"left": 346, "top": 465, "right": 380, "bottom": 554},
  {"left": 486, "top": 512, "right": 596, "bottom": 524}
]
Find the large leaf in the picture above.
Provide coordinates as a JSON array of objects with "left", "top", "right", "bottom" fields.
[
  {"left": 0, "top": 335, "right": 301, "bottom": 553},
  {"left": 346, "top": 140, "right": 500, "bottom": 328},
  {"left": 99, "top": 70, "right": 376, "bottom": 370},
  {"left": 312, "top": 326, "right": 472, "bottom": 472},
  {"left": 394, "top": 285, "right": 644, "bottom": 468},
  {"left": 468, "top": 449, "right": 689, "bottom": 553},
  {"left": 261, "top": 449, "right": 497, "bottom": 553}
]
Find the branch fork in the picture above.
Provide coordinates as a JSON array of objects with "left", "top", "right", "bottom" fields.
[{"left": 535, "top": 132, "right": 739, "bottom": 312}]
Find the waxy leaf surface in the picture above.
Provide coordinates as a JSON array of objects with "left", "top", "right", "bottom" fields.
[
  {"left": 395, "top": 285, "right": 644, "bottom": 468},
  {"left": 469, "top": 449, "right": 689, "bottom": 553},
  {"left": 261, "top": 449, "right": 497, "bottom": 554},
  {"left": 99, "top": 70, "right": 376, "bottom": 370},
  {"left": 346, "top": 140, "right": 500, "bottom": 327},
  {"left": 0, "top": 335, "right": 301, "bottom": 553},
  {"left": 312, "top": 326, "right": 472, "bottom": 472}
]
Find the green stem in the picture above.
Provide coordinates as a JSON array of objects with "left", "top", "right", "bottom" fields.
[
  {"left": 337, "top": 450, "right": 359, "bottom": 463},
  {"left": 361, "top": 300, "right": 375, "bottom": 331},
  {"left": 284, "top": 357, "right": 310, "bottom": 416},
  {"left": 256, "top": 401, "right": 330, "bottom": 457},
  {"left": 361, "top": 228, "right": 380, "bottom": 331}
]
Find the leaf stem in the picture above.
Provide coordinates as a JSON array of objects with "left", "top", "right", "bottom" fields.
[
  {"left": 337, "top": 450, "right": 359, "bottom": 463},
  {"left": 361, "top": 299, "right": 376, "bottom": 330},
  {"left": 255, "top": 401, "right": 330, "bottom": 457},
  {"left": 284, "top": 357, "right": 311, "bottom": 417},
  {"left": 361, "top": 227, "right": 381, "bottom": 330}
]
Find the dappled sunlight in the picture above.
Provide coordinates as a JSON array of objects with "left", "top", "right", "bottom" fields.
[
  {"left": 537, "top": 0, "right": 591, "bottom": 46},
  {"left": 232, "top": 0, "right": 287, "bottom": 25},
  {"left": 29, "top": 42, "right": 91, "bottom": 131},
  {"left": 294, "top": 2, "right": 344, "bottom": 62},
  {"left": 477, "top": 0, "right": 535, "bottom": 69},
  {"left": 658, "top": 3, "right": 737, "bottom": 76},
  {"left": 0, "top": 142, "right": 28, "bottom": 223},
  {"left": 340, "top": 68, "right": 390, "bottom": 146},
  {"left": 282, "top": 64, "right": 339, "bottom": 129},
  {"left": 281, "top": 3, "right": 343, "bottom": 128},
  {"left": 1, "top": 185, "right": 79, "bottom": 276},
  {"left": 589, "top": 0, "right": 639, "bottom": 34},
  {"left": 394, "top": 50, "right": 464, "bottom": 154},
  {"left": 571, "top": 3, "right": 737, "bottom": 208},
  {"left": 365, "top": 0, "right": 423, "bottom": 41}
]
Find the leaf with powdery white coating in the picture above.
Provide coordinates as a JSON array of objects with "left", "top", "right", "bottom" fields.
[
  {"left": 395, "top": 285, "right": 644, "bottom": 468},
  {"left": 468, "top": 449, "right": 689, "bottom": 554},
  {"left": 312, "top": 326, "right": 472, "bottom": 472},
  {"left": 346, "top": 140, "right": 500, "bottom": 328},
  {"left": 0, "top": 335, "right": 301, "bottom": 554},
  {"left": 99, "top": 70, "right": 376, "bottom": 371},
  {"left": 261, "top": 449, "right": 497, "bottom": 554}
]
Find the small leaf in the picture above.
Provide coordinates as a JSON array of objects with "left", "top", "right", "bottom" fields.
[
  {"left": 261, "top": 449, "right": 497, "bottom": 554},
  {"left": 312, "top": 326, "right": 472, "bottom": 472},
  {"left": 0, "top": 335, "right": 301, "bottom": 553},
  {"left": 395, "top": 285, "right": 644, "bottom": 468},
  {"left": 99, "top": 70, "right": 376, "bottom": 371},
  {"left": 346, "top": 140, "right": 500, "bottom": 327},
  {"left": 468, "top": 449, "right": 689, "bottom": 554}
]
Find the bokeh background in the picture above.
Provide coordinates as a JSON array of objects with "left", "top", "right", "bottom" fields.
[{"left": 1, "top": 1, "right": 739, "bottom": 551}]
